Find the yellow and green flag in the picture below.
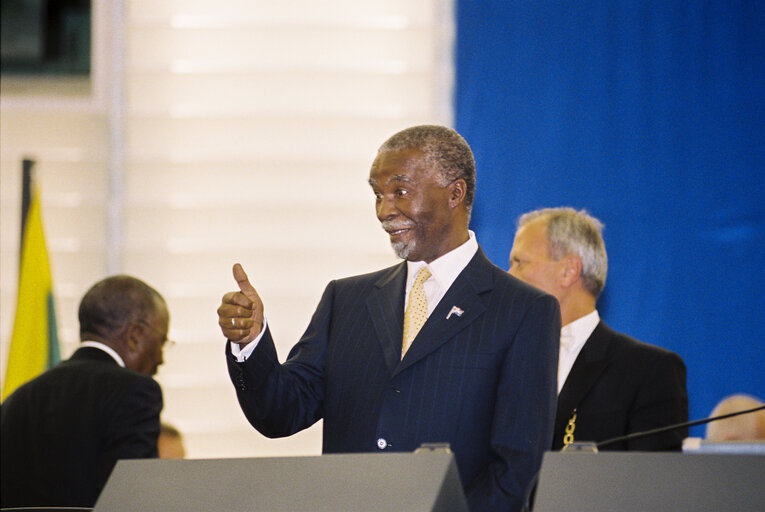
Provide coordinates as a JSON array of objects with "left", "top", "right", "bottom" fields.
[{"left": 2, "top": 186, "right": 60, "bottom": 400}]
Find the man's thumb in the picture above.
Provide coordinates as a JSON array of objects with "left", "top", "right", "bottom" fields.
[{"left": 232, "top": 263, "right": 257, "bottom": 298}]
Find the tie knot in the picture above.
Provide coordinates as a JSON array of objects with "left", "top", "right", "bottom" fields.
[{"left": 413, "top": 266, "right": 432, "bottom": 286}]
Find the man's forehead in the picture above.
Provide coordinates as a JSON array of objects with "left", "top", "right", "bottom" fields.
[
  {"left": 368, "top": 173, "right": 414, "bottom": 187},
  {"left": 522, "top": 217, "right": 549, "bottom": 235},
  {"left": 373, "top": 147, "right": 426, "bottom": 167},
  {"left": 516, "top": 220, "right": 550, "bottom": 249},
  {"left": 370, "top": 149, "right": 431, "bottom": 182}
]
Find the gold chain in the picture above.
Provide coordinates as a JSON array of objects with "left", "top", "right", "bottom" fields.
[{"left": 563, "top": 409, "right": 577, "bottom": 447}]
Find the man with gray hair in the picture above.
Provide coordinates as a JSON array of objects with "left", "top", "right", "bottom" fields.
[
  {"left": 509, "top": 207, "right": 688, "bottom": 451},
  {"left": 219, "top": 125, "right": 560, "bottom": 512}
]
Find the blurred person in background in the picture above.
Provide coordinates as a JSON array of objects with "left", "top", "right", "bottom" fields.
[
  {"left": 1, "top": 275, "right": 170, "bottom": 508},
  {"left": 706, "top": 394, "right": 765, "bottom": 441},
  {"left": 159, "top": 422, "right": 187, "bottom": 459}
]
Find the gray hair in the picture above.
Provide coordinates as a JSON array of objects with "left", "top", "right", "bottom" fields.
[
  {"left": 518, "top": 207, "right": 608, "bottom": 297},
  {"left": 78, "top": 275, "right": 166, "bottom": 339},
  {"left": 377, "top": 125, "right": 476, "bottom": 216}
]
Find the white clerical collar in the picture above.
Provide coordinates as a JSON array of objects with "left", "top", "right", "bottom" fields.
[
  {"left": 80, "top": 341, "right": 126, "bottom": 367},
  {"left": 406, "top": 230, "right": 478, "bottom": 293},
  {"left": 560, "top": 310, "right": 600, "bottom": 352}
]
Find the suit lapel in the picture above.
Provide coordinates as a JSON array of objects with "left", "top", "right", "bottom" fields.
[
  {"left": 366, "top": 262, "right": 407, "bottom": 374},
  {"left": 556, "top": 321, "right": 612, "bottom": 423},
  {"left": 394, "top": 249, "right": 493, "bottom": 376}
]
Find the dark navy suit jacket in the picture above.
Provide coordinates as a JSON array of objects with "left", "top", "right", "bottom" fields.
[
  {"left": 0, "top": 347, "right": 162, "bottom": 508},
  {"left": 553, "top": 321, "right": 688, "bottom": 451},
  {"left": 227, "top": 248, "right": 560, "bottom": 512}
]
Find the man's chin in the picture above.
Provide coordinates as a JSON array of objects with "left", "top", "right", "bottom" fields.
[{"left": 391, "top": 240, "right": 415, "bottom": 260}]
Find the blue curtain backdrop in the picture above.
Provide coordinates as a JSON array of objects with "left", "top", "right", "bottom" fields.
[{"left": 456, "top": 1, "right": 764, "bottom": 436}]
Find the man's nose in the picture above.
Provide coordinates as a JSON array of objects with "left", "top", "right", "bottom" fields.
[{"left": 376, "top": 196, "right": 396, "bottom": 220}]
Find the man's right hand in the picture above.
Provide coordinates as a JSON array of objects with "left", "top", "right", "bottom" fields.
[{"left": 217, "top": 263, "right": 264, "bottom": 347}]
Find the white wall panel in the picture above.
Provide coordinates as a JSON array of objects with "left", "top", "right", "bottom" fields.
[
  {"left": 128, "top": 73, "right": 435, "bottom": 116},
  {"left": 129, "top": 29, "right": 434, "bottom": 69},
  {"left": 129, "top": 0, "right": 434, "bottom": 24}
]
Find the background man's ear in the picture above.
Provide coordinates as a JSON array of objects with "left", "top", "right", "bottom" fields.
[
  {"left": 561, "top": 254, "right": 583, "bottom": 287},
  {"left": 124, "top": 322, "right": 143, "bottom": 352}
]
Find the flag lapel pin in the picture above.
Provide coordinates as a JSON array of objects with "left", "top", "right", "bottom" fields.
[{"left": 446, "top": 306, "right": 464, "bottom": 320}]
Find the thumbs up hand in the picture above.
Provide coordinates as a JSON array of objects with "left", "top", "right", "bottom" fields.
[{"left": 217, "top": 263, "right": 264, "bottom": 346}]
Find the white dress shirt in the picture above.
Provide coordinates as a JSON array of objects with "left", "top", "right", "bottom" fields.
[
  {"left": 232, "top": 231, "right": 479, "bottom": 362},
  {"left": 557, "top": 310, "right": 600, "bottom": 394},
  {"left": 80, "top": 340, "right": 126, "bottom": 367},
  {"left": 404, "top": 230, "right": 478, "bottom": 316}
]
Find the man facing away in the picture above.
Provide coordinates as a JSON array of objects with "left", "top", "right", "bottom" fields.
[
  {"left": 1, "top": 275, "right": 170, "bottom": 508},
  {"left": 217, "top": 125, "right": 561, "bottom": 512},
  {"left": 509, "top": 207, "right": 688, "bottom": 451}
]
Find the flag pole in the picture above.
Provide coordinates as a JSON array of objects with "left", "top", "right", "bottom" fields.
[
  {"left": 2, "top": 157, "right": 61, "bottom": 400},
  {"left": 20, "top": 158, "right": 34, "bottom": 255}
]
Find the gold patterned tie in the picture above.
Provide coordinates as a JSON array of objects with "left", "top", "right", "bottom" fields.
[{"left": 402, "top": 267, "right": 432, "bottom": 358}]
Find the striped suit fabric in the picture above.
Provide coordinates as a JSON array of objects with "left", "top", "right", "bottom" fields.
[{"left": 227, "top": 248, "right": 560, "bottom": 512}]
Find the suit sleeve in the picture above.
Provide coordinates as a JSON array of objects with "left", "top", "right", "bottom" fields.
[
  {"left": 465, "top": 293, "right": 560, "bottom": 512},
  {"left": 226, "top": 281, "right": 334, "bottom": 438},
  {"left": 627, "top": 349, "right": 688, "bottom": 450}
]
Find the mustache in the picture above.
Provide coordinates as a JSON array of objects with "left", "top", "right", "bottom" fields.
[{"left": 381, "top": 220, "right": 415, "bottom": 232}]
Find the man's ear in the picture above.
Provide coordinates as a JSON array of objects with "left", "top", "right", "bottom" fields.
[
  {"left": 124, "top": 322, "right": 142, "bottom": 352},
  {"left": 560, "top": 254, "right": 583, "bottom": 288},
  {"left": 448, "top": 179, "right": 467, "bottom": 208}
]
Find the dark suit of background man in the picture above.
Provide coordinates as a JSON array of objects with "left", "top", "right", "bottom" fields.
[
  {"left": 1, "top": 275, "right": 171, "bottom": 508},
  {"left": 218, "top": 125, "right": 561, "bottom": 512},
  {"left": 509, "top": 207, "right": 688, "bottom": 451}
]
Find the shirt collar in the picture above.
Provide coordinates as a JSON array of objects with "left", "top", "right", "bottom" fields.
[
  {"left": 406, "top": 230, "right": 478, "bottom": 291},
  {"left": 80, "top": 341, "right": 126, "bottom": 367},
  {"left": 560, "top": 310, "right": 600, "bottom": 351}
]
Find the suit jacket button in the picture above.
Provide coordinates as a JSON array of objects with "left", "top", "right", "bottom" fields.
[{"left": 377, "top": 438, "right": 388, "bottom": 450}]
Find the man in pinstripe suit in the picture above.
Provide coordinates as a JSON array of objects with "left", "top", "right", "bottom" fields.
[{"left": 218, "top": 125, "right": 560, "bottom": 512}]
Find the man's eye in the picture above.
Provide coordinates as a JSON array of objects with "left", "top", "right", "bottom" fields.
[{"left": 395, "top": 189, "right": 407, "bottom": 197}]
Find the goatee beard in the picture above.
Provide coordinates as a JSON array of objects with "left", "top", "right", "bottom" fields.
[
  {"left": 382, "top": 220, "right": 417, "bottom": 260},
  {"left": 391, "top": 240, "right": 414, "bottom": 260}
]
